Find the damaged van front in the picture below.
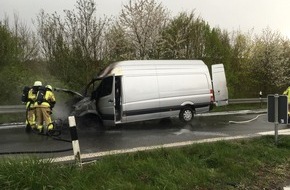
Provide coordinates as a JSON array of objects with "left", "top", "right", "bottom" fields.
[
  {"left": 71, "top": 96, "right": 97, "bottom": 117},
  {"left": 69, "top": 77, "right": 105, "bottom": 129},
  {"left": 55, "top": 84, "right": 103, "bottom": 130}
]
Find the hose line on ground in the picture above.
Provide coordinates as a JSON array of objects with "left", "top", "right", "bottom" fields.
[
  {"left": 0, "top": 148, "right": 73, "bottom": 155},
  {"left": 0, "top": 126, "right": 72, "bottom": 155},
  {"left": 0, "top": 135, "right": 72, "bottom": 155},
  {"left": 4, "top": 99, "right": 72, "bottom": 155},
  {"left": 229, "top": 114, "right": 266, "bottom": 124}
]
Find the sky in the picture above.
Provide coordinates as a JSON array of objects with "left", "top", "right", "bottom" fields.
[{"left": 0, "top": 0, "right": 290, "bottom": 38}]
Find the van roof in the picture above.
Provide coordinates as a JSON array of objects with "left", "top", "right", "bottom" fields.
[{"left": 98, "top": 60, "right": 208, "bottom": 78}]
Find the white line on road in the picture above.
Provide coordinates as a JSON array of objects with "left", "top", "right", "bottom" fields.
[
  {"left": 51, "top": 129, "right": 285, "bottom": 163},
  {"left": 50, "top": 128, "right": 290, "bottom": 163}
]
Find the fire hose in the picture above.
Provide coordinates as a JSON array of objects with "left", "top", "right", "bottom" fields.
[
  {"left": 0, "top": 108, "right": 73, "bottom": 155},
  {"left": 228, "top": 114, "right": 266, "bottom": 124},
  {"left": 0, "top": 129, "right": 73, "bottom": 155}
]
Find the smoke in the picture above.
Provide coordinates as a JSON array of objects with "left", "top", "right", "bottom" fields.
[
  {"left": 53, "top": 102, "right": 71, "bottom": 121},
  {"left": 52, "top": 92, "right": 80, "bottom": 121}
]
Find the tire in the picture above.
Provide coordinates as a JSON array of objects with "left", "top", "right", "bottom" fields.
[{"left": 179, "top": 106, "right": 194, "bottom": 123}]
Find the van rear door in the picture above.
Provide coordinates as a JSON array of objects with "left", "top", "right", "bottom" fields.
[{"left": 211, "top": 64, "right": 228, "bottom": 106}]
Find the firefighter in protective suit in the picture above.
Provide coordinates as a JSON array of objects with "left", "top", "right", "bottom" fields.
[
  {"left": 283, "top": 86, "right": 290, "bottom": 116},
  {"left": 25, "top": 81, "right": 42, "bottom": 131},
  {"left": 35, "top": 84, "right": 56, "bottom": 133}
]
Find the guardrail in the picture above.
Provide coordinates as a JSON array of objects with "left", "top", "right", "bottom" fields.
[
  {"left": 0, "top": 98, "right": 268, "bottom": 114},
  {"left": 228, "top": 98, "right": 267, "bottom": 104},
  {"left": 0, "top": 105, "right": 26, "bottom": 114}
]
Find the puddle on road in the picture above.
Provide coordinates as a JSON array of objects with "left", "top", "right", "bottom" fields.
[
  {"left": 172, "top": 128, "right": 227, "bottom": 136},
  {"left": 77, "top": 113, "right": 266, "bottom": 139}
]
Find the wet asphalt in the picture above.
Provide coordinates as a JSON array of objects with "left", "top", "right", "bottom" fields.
[{"left": 1, "top": 110, "right": 287, "bottom": 161}]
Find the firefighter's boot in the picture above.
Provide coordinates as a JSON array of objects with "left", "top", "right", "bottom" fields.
[
  {"left": 37, "top": 125, "right": 43, "bottom": 134},
  {"left": 47, "top": 123, "right": 55, "bottom": 136}
]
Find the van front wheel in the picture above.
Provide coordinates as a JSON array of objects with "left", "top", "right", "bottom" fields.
[
  {"left": 78, "top": 114, "right": 104, "bottom": 133},
  {"left": 179, "top": 107, "right": 194, "bottom": 123}
]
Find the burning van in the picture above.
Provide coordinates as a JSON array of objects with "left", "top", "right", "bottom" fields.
[{"left": 68, "top": 60, "right": 228, "bottom": 130}]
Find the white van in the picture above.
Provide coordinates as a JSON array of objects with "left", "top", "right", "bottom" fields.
[{"left": 72, "top": 60, "right": 228, "bottom": 127}]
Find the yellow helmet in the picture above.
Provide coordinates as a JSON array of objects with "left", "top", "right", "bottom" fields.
[
  {"left": 46, "top": 85, "right": 53, "bottom": 91},
  {"left": 33, "top": 81, "right": 42, "bottom": 86}
]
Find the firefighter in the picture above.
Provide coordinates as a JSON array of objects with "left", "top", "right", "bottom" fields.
[
  {"left": 283, "top": 86, "right": 290, "bottom": 115},
  {"left": 35, "top": 84, "right": 56, "bottom": 133},
  {"left": 23, "top": 81, "right": 42, "bottom": 131}
]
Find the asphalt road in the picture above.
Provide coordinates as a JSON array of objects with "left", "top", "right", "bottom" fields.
[{"left": 0, "top": 110, "right": 288, "bottom": 162}]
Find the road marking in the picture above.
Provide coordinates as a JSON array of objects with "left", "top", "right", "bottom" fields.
[
  {"left": 50, "top": 128, "right": 290, "bottom": 163},
  {"left": 49, "top": 132, "right": 268, "bottom": 163},
  {"left": 258, "top": 129, "right": 290, "bottom": 135},
  {"left": 0, "top": 125, "right": 25, "bottom": 130}
]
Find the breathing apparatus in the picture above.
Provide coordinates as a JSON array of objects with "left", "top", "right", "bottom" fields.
[{"left": 23, "top": 82, "right": 63, "bottom": 137}]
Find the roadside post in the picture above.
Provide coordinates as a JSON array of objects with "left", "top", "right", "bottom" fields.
[
  {"left": 267, "top": 94, "right": 288, "bottom": 145},
  {"left": 68, "top": 116, "right": 82, "bottom": 167}
]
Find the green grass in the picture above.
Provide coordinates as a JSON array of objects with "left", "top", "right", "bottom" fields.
[{"left": 1, "top": 136, "right": 290, "bottom": 189}]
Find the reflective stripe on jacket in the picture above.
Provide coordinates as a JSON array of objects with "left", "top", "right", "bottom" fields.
[
  {"left": 283, "top": 87, "right": 290, "bottom": 103},
  {"left": 26, "top": 89, "right": 36, "bottom": 108}
]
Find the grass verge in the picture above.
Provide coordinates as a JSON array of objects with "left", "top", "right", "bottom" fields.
[{"left": 1, "top": 135, "right": 290, "bottom": 189}]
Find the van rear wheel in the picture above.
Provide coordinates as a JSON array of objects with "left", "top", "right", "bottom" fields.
[{"left": 179, "top": 107, "right": 194, "bottom": 123}]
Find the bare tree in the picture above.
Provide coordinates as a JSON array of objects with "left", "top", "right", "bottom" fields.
[
  {"left": 119, "top": 0, "right": 169, "bottom": 59},
  {"left": 104, "top": 22, "right": 135, "bottom": 62},
  {"left": 64, "top": 0, "right": 108, "bottom": 60},
  {"left": 13, "top": 14, "right": 39, "bottom": 62},
  {"left": 37, "top": 0, "right": 109, "bottom": 88},
  {"left": 0, "top": 14, "right": 39, "bottom": 62}
]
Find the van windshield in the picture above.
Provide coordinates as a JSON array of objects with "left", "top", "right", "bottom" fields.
[
  {"left": 90, "top": 76, "right": 113, "bottom": 100},
  {"left": 84, "top": 78, "right": 101, "bottom": 97}
]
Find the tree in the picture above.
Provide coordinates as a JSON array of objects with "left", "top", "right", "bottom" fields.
[
  {"left": 119, "top": 0, "right": 169, "bottom": 59},
  {"left": 37, "top": 0, "right": 108, "bottom": 89},
  {"left": 12, "top": 14, "right": 39, "bottom": 62},
  {"left": 158, "top": 11, "right": 208, "bottom": 59},
  {"left": 0, "top": 17, "right": 40, "bottom": 104},
  {"left": 103, "top": 22, "right": 135, "bottom": 62},
  {"left": 202, "top": 28, "right": 231, "bottom": 66},
  {"left": 249, "top": 28, "right": 289, "bottom": 95},
  {"left": 228, "top": 31, "right": 253, "bottom": 97},
  {"left": 0, "top": 20, "right": 19, "bottom": 69}
]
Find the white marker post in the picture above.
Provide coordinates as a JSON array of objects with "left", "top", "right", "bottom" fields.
[{"left": 68, "top": 116, "right": 82, "bottom": 167}]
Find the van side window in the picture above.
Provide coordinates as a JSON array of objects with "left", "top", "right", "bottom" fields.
[{"left": 98, "top": 76, "right": 113, "bottom": 97}]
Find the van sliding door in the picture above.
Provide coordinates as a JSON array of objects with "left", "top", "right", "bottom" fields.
[
  {"left": 97, "top": 75, "right": 116, "bottom": 126},
  {"left": 211, "top": 64, "right": 228, "bottom": 106}
]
